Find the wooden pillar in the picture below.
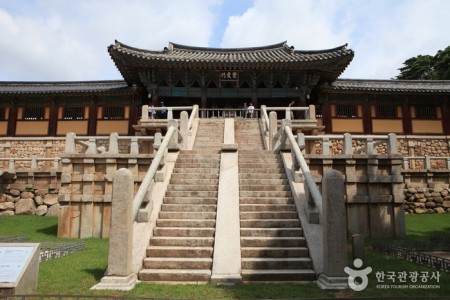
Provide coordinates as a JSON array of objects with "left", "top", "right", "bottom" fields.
[
  {"left": 362, "top": 95, "right": 372, "bottom": 134},
  {"left": 7, "top": 97, "right": 18, "bottom": 137},
  {"left": 48, "top": 97, "right": 58, "bottom": 136},
  {"left": 441, "top": 96, "right": 450, "bottom": 135},
  {"left": 322, "top": 97, "right": 332, "bottom": 134},
  {"left": 401, "top": 96, "right": 412, "bottom": 135},
  {"left": 88, "top": 96, "right": 98, "bottom": 136}
]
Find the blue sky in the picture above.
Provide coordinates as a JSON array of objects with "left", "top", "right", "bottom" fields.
[{"left": 0, "top": 0, "right": 449, "bottom": 81}]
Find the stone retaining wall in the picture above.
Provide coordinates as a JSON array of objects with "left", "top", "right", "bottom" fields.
[
  {"left": 403, "top": 183, "right": 450, "bottom": 214},
  {"left": 0, "top": 172, "right": 60, "bottom": 217}
]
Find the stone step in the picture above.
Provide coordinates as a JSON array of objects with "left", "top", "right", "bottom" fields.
[
  {"left": 159, "top": 211, "right": 216, "bottom": 219},
  {"left": 240, "top": 211, "right": 298, "bottom": 219},
  {"left": 241, "top": 269, "right": 316, "bottom": 282},
  {"left": 241, "top": 227, "right": 303, "bottom": 236},
  {"left": 143, "top": 257, "right": 213, "bottom": 269},
  {"left": 238, "top": 168, "right": 285, "bottom": 174},
  {"left": 239, "top": 185, "right": 291, "bottom": 192},
  {"left": 239, "top": 191, "right": 292, "bottom": 197},
  {"left": 241, "top": 237, "right": 306, "bottom": 247},
  {"left": 239, "top": 179, "right": 289, "bottom": 185},
  {"left": 175, "top": 163, "right": 219, "bottom": 168},
  {"left": 165, "top": 191, "right": 219, "bottom": 198},
  {"left": 179, "top": 150, "right": 221, "bottom": 155},
  {"left": 240, "top": 204, "right": 297, "bottom": 212},
  {"left": 146, "top": 246, "right": 213, "bottom": 258},
  {"left": 240, "top": 197, "right": 294, "bottom": 205},
  {"left": 176, "top": 159, "right": 220, "bottom": 164},
  {"left": 239, "top": 173, "right": 287, "bottom": 180},
  {"left": 167, "top": 185, "right": 218, "bottom": 192},
  {"left": 163, "top": 197, "right": 217, "bottom": 205},
  {"left": 156, "top": 219, "right": 216, "bottom": 228},
  {"left": 169, "top": 178, "right": 219, "bottom": 185},
  {"left": 170, "top": 173, "right": 219, "bottom": 180},
  {"left": 241, "top": 257, "right": 312, "bottom": 269},
  {"left": 161, "top": 204, "right": 217, "bottom": 212},
  {"left": 238, "top": 163, "right": 284, "bottom": 169},
  {"left": 173, "top": 168, "right": 219, "bottom": 174},
  {"left": 150, "top": 236, "right": 214, "bottom": 247},
  {"left": 241, "top": 247, "right": 309, "bottom": 258},
  {"left": 153, "top": 227, "right": 215, "bottom": 237},
  {"left": 139, "top": 269, "right": 211, "bottom": 282}
]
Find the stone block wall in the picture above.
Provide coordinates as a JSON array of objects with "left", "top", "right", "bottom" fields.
[
  {"left": 0, "top": 172, "right": 60, "bottom": 216},
  {"left": 306, "top": 154, "right": 405, "bottom": 238},
  {"left": 57, "top": 154, "right": 153, "bottom": 239},
  {"left": 403, "top": 183, "right": 450, "bottom": 214}
]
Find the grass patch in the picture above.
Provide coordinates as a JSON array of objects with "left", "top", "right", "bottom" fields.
[{"left": 0, "top": 214, "right": 449, "bottom": 298}]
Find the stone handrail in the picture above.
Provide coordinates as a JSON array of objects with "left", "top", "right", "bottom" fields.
[
  {"left": 260, "top": 104, "right": 316, "bottom": 139},
  {"left": 403, "top": 155, "right": 450, "bottom": 170},
  {"left": 187, "top": 105, "right": 199, "bottom": 131},
  {"left": 199, "top": 108, "right": 260, "bottom": 119},
  {"left": 301, "top": 133, "right": 398, "bottom": 155},
  {"left": 0, "top": 157, "right": 61, "bottom": 172},
  {"left": 132, "top": 124, "right": 176, "bottom": 219},
  {"left": 284, "top": 124, "right": 323, "bottom": 224},
  {"left": 141, "top": 105, "right": 195, "bottom": 120},
  {"left": 64, "top": 133, "right": 154, "bottom": 155}
]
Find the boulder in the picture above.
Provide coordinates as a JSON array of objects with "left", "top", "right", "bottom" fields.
[
  {"left": 443, "top": 201, "right": 450, "bottom": 208},
  {"left": 425, "top": 201, "right": 437, "bottom": 209},
  {"left": 434, "top": 207, "right": 445, "bottom": 214},
  {"left": 0, "top": 211, "right": 14, "bottom": 216},
  {"left": 35, "top": 205, "right": 48, "bottom": 216},
  {"left": 43, "top": 194, "right": 59, "bottom": 206},
  {"left": 414, "top": 208, "right": 428, "bottom": 214},
  {"left": 15, "top": 198, "right": 36, "bottom": 215},
  {"left": 0, "top": 194, "right": 6, "bottom": 203},
  {"left": 0, "top": 202, "right": 15, "bottom": 210},
  {"left": 46, "top": 204, "right": 60, "bottom": 217},
  {"left": 20, "top": 191, "right": 34, "bottom": 199},
  {"left": 34, "top": 195, "right": 44, "bottom": 205},
  {"left": 9, "top": 189, "right": 21, "bottom": 196}
]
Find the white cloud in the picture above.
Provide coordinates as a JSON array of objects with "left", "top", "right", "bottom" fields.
[
  {"left": 0, "top": 0, "right": 222, "bottom": 81},
  {"left": 0, "top": 0, "right": 448, "bottom": 81},
  {"left": 220, "top": 0, "right": 450, "bottom": 79}
]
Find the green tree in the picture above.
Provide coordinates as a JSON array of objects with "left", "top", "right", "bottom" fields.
[{"left": 396, "top": 46, "right": 450, "bottom": 80}]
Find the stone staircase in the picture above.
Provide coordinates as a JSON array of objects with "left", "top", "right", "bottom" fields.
[
  {"left": 238, "top": 150, "right": 315, "bottom": 281},
  {"left": 138, "top": 119, "right": 224, "bottom": 282},
  {"left": 235, "top": 119, "right": 265, "bottom": 150}
]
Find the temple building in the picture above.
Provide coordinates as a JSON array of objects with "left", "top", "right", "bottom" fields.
[{"left": 0, "top": 40, "right": 449, "bottom": 136}]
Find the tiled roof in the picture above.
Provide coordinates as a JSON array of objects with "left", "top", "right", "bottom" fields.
[
  {"left": 108, "top": 41, "right": 354, "bottom": 84},
  {"left": 0, "top": 80, "right": 132, "bottom": 95},
  {"left": 331, "top": 79, "right": 450, "bottom": 93}
]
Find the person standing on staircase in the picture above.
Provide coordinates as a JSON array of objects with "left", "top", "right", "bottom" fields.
[{"left": 247, "top": 102, "right": 255, "bottom": 118}]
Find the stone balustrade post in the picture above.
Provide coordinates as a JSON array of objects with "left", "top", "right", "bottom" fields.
[
  {"left": 85, "top": 138, "right": 97, "bottom": 154},
  {"left": 317, "top": 169, "right": 348, "bottom": 289},
  {"left": 366, "top": 137, "right": 374, "bottom": 155},
  {"left": 403, "top": 158, "right": 409, "bottom": 170},
  {"left": 109, "top": 133, "right": 119, "bottom": 154},
  {"left": 344, "top": 133, "right": 353, "bottom": 155},
  {"left": 153, "top": 132, "right": 162, "bottom": 153},
  {"left": 53, "top": 159, "right": 59, "bottom": 171},
  {"left": 269, "top": 111, "right": 277, "bottom": 150},
  {"left": 92, "top": 168, "right": 137, "bottom": 290},
  {"left": 141, "top": 105, "right": 149, "bottom": 121},
  {"left": 387, "top": 133, "right": 397, "bottom": 155},
  {"left": 8, "top": 159, "right": 15, "bottom": 173},
  {"left": 168, "top": 119, "right": 179, "bottom": 148},
  {"left": 167, "top": 108, "right": 173, "bottom": 120},
  {"left": 180, "top": 111, "right": 189, "bottom": 150},
  {"left": 64, "top": 132, "right": 76, "bottom": 154},
  {"left": 308, "top": 104, "right": 316, "bottom": 120},
  {"left": 285, "top": 108, "right": 292, "bottom": 120},
  {"left": 130, "top": 137, "right": 139, "bottom": 155},
  {"left": 425, "top": 155, "right": 431, "bottom": 169},
  {"left": 322, "top": 137, "right": 330, "bottom": 155},
  {"left": 31, "top": 157, "right": 37, "bottom": 170}
]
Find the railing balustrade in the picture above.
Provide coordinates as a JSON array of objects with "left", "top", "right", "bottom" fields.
[
  {"left": 199, "top": 108, "right": 260, "bottom": 119},
  {"left": 0, "top": 157, "right": 61, "bottom": 172}
]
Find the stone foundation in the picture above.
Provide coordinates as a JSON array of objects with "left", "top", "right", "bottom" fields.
[
  {"left": 0, "top": 171, "right": 60, "bottom": 216},
  {"left": 403, "top": 183, "right": 450, "bottom": 214}
]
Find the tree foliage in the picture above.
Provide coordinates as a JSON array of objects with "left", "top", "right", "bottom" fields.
[{"left": 396, "top": 46, "right": 450, "bottom": 80}]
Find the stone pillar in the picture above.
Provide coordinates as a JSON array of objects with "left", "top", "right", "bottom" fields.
[
  {"left": 269, "top": 111, "right": 277, "bottom": 150},
  {"left": 108, "top": 133, "right": 119, "bottom": 154},
  {"left": 64, "top": 133, "right": 76, "bottom": 154},
  {"left": 91, "top": 168, "right": 137, "bottom": 290},
  {"left": 344, "top": 133, "right": 353, "bottom": 155},
  {"left": 180, "top": 111, "right": 189, "bottom": 150},
  {"left": 317, "top": 169, "right": 348, "bottom": 289}
]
